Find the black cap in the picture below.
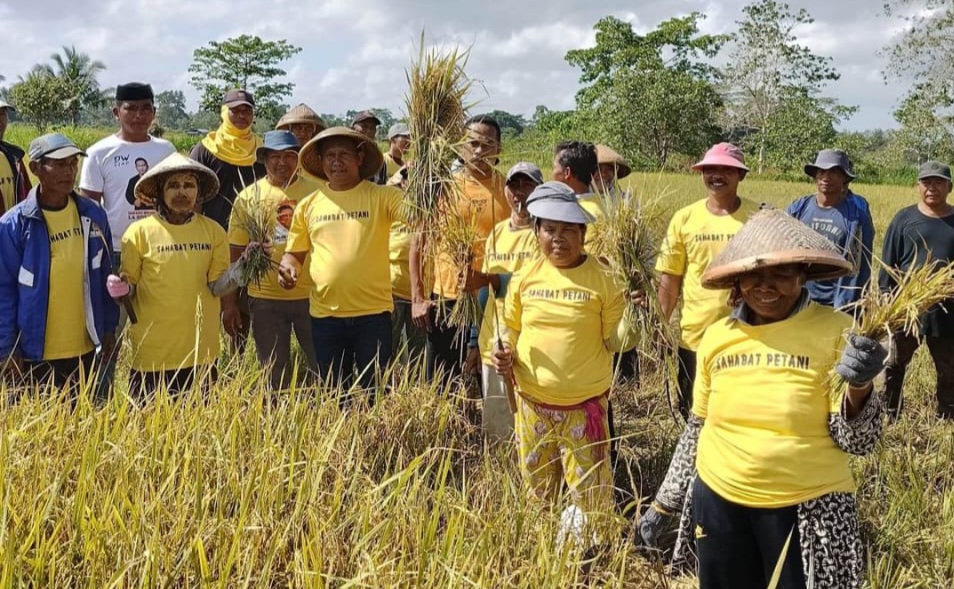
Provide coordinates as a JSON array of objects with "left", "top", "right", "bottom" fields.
[
  {"left": 352, "top": 110, "right": 381, "bottom": 126},
  {"left": 116, "top": 82, "right": 154, "bottom": 101},
  {"left": 223, "top": 89, "right": 255, "bottom": 108}
]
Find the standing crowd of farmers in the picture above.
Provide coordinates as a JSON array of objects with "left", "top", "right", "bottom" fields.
[{"left": 1, "top": 83, "right": 953, "bottom": 589}]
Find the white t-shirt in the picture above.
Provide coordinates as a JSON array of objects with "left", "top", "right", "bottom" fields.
[{"left": 79, "top": 134, "right": 176, "bottom": 250}]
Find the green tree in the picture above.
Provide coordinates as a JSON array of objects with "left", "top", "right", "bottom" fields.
[
  {"left": 882, "top": 0, "right": 954, "bottom": 164},
  {"left": 718, "top": 0, "right": 851, "bottom": 173},
  {"left": 483, "top": 110, "right": 528, "bottom": 137},
  {"left": 7, "top": 71, "right": 70, "bottom": 131},
  {"left": 155, "top": 90, "right": 190, "bottom": 130},
  {"left": 188, "top": 34, "right": 302, "bottom": 121},
  {"left": 565, "top": 14, "right": 727, "bottom": 167},
  {"left": 37, "top": 46, "right": 107, "bottom": 126}
]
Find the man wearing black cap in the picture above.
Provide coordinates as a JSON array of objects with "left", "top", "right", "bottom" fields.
[
  {"left": 0, "top": 100, "right": 32, "bottom": 213},
  {"left": 786, "top": 149, "right": 874, "bottom": 311},
  {"left": 190, "top": 89, "right": 266, "bottom": 352},
  {"left": 352, "top": 110, "right": 388, "bottom": 185},
  {"left": 79, "top": 83, "right": 176, "bottom": 389},
  {"left": 880, "top": 160, "right": 954, "bottom": 420}
]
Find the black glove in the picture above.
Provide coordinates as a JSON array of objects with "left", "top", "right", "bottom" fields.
[
  {"left": 636, "top": 503, "right": 672, "bottom": 548},
  {"left": 835, "top": 334, "right": 888, "bottom": 386}
]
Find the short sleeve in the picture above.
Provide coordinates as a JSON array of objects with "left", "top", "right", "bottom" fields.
[
  {"left": 285, "top": 195, "right": 313, "bottom": 254},
  {"left": 78, "top": 151, "right": 104, "bottom": 192},
  {"left": 207, "top": 222, "right": 230, "bottom": 283},
  {"left": 691, "top": 331, "right": 713, "bottom": 418},
  {"left": 119, "top": 225, "right": 144, "bottom": 284},
  {"left": 655, "top": 211, "right": 687, "bottom": 276},
  {"left": 227, "top": 191, "right": 251, "bottom": 247},
  {"left": 504, "top": 269, "right": 523, "bottom": 336}
]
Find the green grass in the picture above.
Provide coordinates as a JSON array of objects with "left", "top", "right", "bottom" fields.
[{"left": 1, "top": 123, "right": 950, "bottom": 587}]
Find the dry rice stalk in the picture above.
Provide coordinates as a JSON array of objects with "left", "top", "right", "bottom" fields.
[
  {"left": 830, "top": 257, "right": 954, "bottom": 391},
  {"left": 404, "top": 34, "right": 472, "bottom": 230},
  {"left": 403, "top": 33, "right": 482, "bottom": 330}
]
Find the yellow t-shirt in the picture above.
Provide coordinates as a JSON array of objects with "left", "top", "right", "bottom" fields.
[
  {"left": 43, "top": 200, "right": 95, "bottom": 360},
  {"left": 505, "top": 255, "right": 626, "bottom": 405},
  {"left": 285, "top": 181, "right": 404, "bottom": 318},
  {"left": 228, "top": 176, "right": 318, "bottom": 300},
  {"left": 478, "top": 221, "right": 540, "bottom": 365},
  {"left": 578, "top": 192, "right": 606, "bottom": 251},
  {"left": 693, "top": 302, "right": 855, "bottom": 508},
  {"left": 655, "top": 198, "right": 759, "bottom": 350},
  {"left": 433, "top": 171, "right": 509, "bottom": 300},
  {"left": 0, "top": 155, "right": 15, "bottom": 213},
  {"left": 120, "top": 215, "right": 230, "bottom": 371},
  {"left": 390, "top": 221, "right": 413, "bottom": 301},
  {"left": 383, "top": 152, "right": 403, "bottom": 179}
]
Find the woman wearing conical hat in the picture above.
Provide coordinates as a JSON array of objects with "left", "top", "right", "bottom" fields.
[
  {"left": 637, "top": 209, "right": 887, "bottom": 589},
  {"left": 105, "top": 153, "right": 259, "bottom": 398}
]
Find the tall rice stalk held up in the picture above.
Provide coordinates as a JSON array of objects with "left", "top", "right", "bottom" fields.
[{"left": 233, "top": 182, "right": 280, "bottom": 287}]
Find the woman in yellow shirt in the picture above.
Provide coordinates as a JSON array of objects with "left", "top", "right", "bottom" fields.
[
  {"left": 107, "top": 153, "right": 251, "bottom": 398},
  {"left": 493, "top": 181, "right": 639, "bottom": 544},
  {"left": 638, "top": 209, "right": 887, "bottom": 589}
]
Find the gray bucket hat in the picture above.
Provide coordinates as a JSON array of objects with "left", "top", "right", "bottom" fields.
[
  {"left": 526, "top": 181, "right": 595, "bottom": 225},
  {"left": 805, "top": 149, "right": 856, "bottom": 179},
  {"left": 28, "top": 133, "right": 86, "bottom": 160}
]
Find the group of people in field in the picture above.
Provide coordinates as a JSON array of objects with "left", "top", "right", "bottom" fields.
[{"left": 1, "top": 83, "right": 953, "bottom": 589}]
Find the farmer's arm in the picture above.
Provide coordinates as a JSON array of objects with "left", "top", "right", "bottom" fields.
[
  {"left": 409, "top": 232, "right": 432, "bottom": 329},
  {"left": 0, "top": 218, "right": 23, "bottom": 365},
  {"left": 657, "top": 273, "right": 682, "bottom": 321},
  {"left": 78, "top": 150, "right": 104, "bottom": 202},
  {"left": 654, "top": 213, "right": 686, "bottom": 322}
]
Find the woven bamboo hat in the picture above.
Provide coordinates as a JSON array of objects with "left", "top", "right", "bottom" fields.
[
  {"left": 596, "top": 144, "right": 631, "bottom": 179},
  {"left": 298, "top": 126, "right": 384, "bottom": 181},
  {"left": 276, "top": 103, "right": 327, "bottom": 132},
  {"left": 702, "top": 208, "right": 853, "bottom": 289},
  {"left": 134, "top": 152, "right": 220, "bottom": 206}
]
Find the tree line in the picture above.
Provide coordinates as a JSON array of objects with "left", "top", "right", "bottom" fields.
[{"left": 0, "top": 0, "right": 949, "bottom": 182}]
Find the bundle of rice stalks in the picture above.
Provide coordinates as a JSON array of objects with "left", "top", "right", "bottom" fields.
[
  {"left": 830, "top": 258, "right": 954, "bottom": 390},
  {"left": 404, "top": 34, "right": 483, "bottom": 330},
  {"left": 438, "top": 211, "right": 483, "bottom": 329},
  {"left": 233, "top": 183, "right": 280, "bottom": 288},
  {"left": 590, "top": 188, "right": 677, "bottom": 364},
  {"left": 404, "top": 35, "right": 472, "bottom": 230}
]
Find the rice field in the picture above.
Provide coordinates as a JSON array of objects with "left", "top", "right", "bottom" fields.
[{"left": 1, "top": 124, "right": 952, "bottom": 587}]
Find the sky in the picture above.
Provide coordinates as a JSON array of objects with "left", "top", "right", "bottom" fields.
[{"left": 0, "top": 0, "right": 910, "bottom": 131}]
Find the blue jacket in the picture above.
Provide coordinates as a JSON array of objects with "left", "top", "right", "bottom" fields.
[
  {"left": 786, "top": 192, "right": 875, "bottom": 311},
  {"left": 0, "top": 188, "right": 119, "bottom": 361}
]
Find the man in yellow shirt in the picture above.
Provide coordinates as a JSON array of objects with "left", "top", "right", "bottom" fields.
[
  {"left": 384, "top": 123, "right": 410, "bottom": 179},
  {"left": 0, "top": 134, "right": 118, "bottom": 393},
  {"left": 228, "top": 130, "right": 320, "bottom": 390},
  {"left": 279, "top": 127, "right": 404, "bottom": 399},
  {"left": 655, "top": 143, "right": 759, "bottom": 418},
  {"left": 410, "top": 115, "right": 510, "bottom": 384}
]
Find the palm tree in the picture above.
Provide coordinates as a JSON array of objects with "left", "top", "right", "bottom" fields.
[{"left": 39, "top": 46, "right": 106, "bottom": 126}]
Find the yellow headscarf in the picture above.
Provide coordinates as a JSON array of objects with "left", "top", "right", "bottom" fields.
[{"left": 200, "top": 104, "right": 262, "bottom": 166}]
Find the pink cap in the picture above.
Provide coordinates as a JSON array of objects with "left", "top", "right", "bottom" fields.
[{"left": 691, "top": 143, "right": 749, "bottom": 172}]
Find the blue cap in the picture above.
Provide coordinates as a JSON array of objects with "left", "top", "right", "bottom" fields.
[
  {"left": 28, "top": 133, "right": 86, "bottom": 160},
  {"left": 256, "top": 130, "right": 300, "bottom": 163},
  {"left": 526, "top": 181, "right": 595, "bottom": 225}
]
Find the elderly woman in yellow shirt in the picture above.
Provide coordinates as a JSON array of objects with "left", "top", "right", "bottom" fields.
[
  {"left": 106, "top": 153, "right": 254, "bottom": 398},
  {"left": 493, "top": 181, "right": 640, "bottom": 542},
  {"left": 638, "top": 209, "right": 887, "bottom": 589}
]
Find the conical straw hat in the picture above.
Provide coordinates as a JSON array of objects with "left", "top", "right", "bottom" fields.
[
  {"left": 299, "top": 126, "right": 384, "bottom": 181},
  {"left": 702, "top": 208, "right": 853, "bottom": 289},
  {"left": 276, "top": 103, "right": 327, "bottom": 132},
  {"left": 595, "top": 144, "right": 631, "bottom": 179},
  {"left": 134, "top": 152, "right": 220, "bottom": 206}
]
